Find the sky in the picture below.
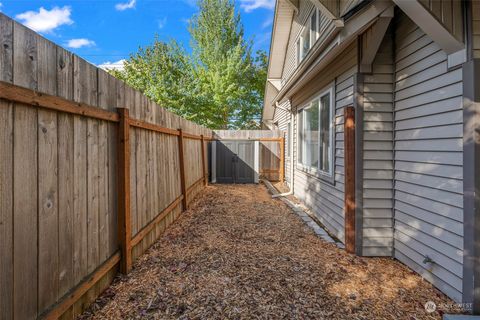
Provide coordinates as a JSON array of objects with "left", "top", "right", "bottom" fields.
[{"left": 0, "top": 0, "right": 274, "bottom": 69}]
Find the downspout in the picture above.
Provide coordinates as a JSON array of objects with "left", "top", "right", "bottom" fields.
[{"left": 272, "top": 104, "right": 295, "bottom": 198}]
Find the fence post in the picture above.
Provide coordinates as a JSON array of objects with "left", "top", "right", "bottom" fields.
[
  {"left": 344, "top": 106, "right": 356, "bottom": 254},
  {"left": 279, "top": 137, "right": 285, "bottom": 182},
  {"left": 201, "top": 135, "right": 208, "bottom": 186},
  {"left": 178, "top": 129, "right": 188, "bottom": 210},
  {"left": 117, "top": 108, "right": 132, "bottom": 273}
]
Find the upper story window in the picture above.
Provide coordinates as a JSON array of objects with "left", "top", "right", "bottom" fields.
[
  {"left": 296, "top": 8, "right": 320, "bottom": 66},
  {"left": 297, "top": 85, "right": 334, "bottom": 179}
]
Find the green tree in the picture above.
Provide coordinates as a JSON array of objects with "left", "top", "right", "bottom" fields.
[
  {"left": 110, "top": 0, "right": 267, "bottom": 129},
  {"left": 190, "top": 0, "right": 266, "bottom": 129},
  {"left": 110, "top": 39, "right": 212, "bottom": 126}
]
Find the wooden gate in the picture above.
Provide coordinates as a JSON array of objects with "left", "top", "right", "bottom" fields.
[{"left": 211, "top": 130, "right": 285, "bottom": 183}]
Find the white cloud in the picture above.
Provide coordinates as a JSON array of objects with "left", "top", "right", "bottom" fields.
[
  {"left": 115, "top": 0, "right": 136, "bottom": 11},
  {"left": 239, "top": 0, "right": 275, "bottom": 12},
  {"left": 157, "top": 17, "right": 167, "bottom": 29},
  {"left": 262, "top": 17, "right": 273, "bottom": 29},
  {"left": 66, "top": 38, "right": 96, "bottom": 49},
  {"left": 182, "top": 0, "right": 196, "bottom": 7},
  {"left": 0, "top": 3, "right": 3, "bottom": 12},
  {"left": 98, "top": 59, "right": 126, "bottom": 71},
  {"left": 16, "top": 6, "right": 73, "bottom": 33},
  {"left": 180, "top": 17, "right": 191, "bottom": 25}
]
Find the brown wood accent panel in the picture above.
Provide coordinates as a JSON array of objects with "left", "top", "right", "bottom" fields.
[{"left": 344, "top": 106, "right": 356, "bottom": 254}]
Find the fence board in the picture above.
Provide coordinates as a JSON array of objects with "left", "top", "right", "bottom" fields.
[
  {"left": 73, "top": 56, "right": 89, "bottom": 285},
  {"left": 84, "top": 62, "right": 100, "bottom": 274},
  {"left": 0, "top": 13, "right": 13, "bottom": 320},
  {"left": 38, "top": 35, "right": 59, "bottom": 311},
  {"left": 98, "top": 70, "right": 116, "bottom": 262},
  {"left": 57, "top": 47, "right": 75, "bottom": 300},
  {"left": 0, "top": 99, "right": 13, "bottom": 320},
  {"left": 13, "top": 21, "right": 39, "bottom": 320}
]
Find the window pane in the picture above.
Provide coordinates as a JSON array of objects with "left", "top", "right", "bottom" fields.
[
  {"left": 319, "top": 93, "right": 331, "bottom": 173},
  {"left": 310, "top": 10, "right": 317, "bottom": 44},
  {"left": 296, "top": 38, "right": 301, "bottom": 64},
  {"left": 302, "top": 29, "right": 310, "bottom": 59},
  {"left": 304, "top": 100, "right": 319, "bottom": 168}
]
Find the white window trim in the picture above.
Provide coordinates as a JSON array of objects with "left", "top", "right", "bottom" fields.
[{"left": 296, "top": 84, "right": 335, "bottom": 182}]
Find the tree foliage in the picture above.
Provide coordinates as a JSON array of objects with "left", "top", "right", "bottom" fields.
[{"left": 110, "top": 0, "right": 267, "bottom": 129}]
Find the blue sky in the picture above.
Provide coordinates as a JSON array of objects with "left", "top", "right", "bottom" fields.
[{"left": 0, "top": 0, "right": 274, "bottom": 68}]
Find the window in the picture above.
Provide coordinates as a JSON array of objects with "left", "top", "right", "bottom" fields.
[
  {"left": 296, "top": 9, "right": 320, "bottom": 65},
  {"left": 297, "top": 86, "right": 334, "bottom": 178},
  {"left": 301, "top": 27, "right": 310, "bottom": 61},
  {"left": 310, "top": 9, "right": 318, "bottom": 44}
]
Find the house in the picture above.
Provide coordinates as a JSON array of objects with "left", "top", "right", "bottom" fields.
[{"left": 262, "top": 0, "right": 480, "bottom": 311}]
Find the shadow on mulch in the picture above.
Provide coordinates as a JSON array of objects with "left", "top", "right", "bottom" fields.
[{"left": 79, "top": 184, "right": 464, "bottom": 320}]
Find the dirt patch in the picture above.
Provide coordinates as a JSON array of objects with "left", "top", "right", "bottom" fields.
[{"left": 80, "top": 184, "right": 463, "bottom": 319}]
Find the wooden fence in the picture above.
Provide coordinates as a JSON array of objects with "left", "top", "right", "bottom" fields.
[
  {"left": 0, "top": 13, "right": 211, "bottom": 320},
  {"left": 213, "top": 130, "right": 284, "bottom": 181}
]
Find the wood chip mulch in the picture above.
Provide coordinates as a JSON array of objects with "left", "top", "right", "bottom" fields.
[{"left": 80, "top": 184, "right": 464, "bottom": 320}]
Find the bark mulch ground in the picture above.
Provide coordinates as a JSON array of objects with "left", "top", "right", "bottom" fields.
[{"left": 80, "top": 184, "right": 463, "bottom": 320}]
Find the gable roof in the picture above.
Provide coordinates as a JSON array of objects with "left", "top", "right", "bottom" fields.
[{"left": 262, "top": 0, "right": 296, "bottom": 127}]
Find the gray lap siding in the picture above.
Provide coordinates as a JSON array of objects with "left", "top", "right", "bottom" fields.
[{"left": 393, "top": 12, "right": 464, "bottom": 302}]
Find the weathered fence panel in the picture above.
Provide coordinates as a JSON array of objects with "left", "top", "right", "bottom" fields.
[{"left": 0, "top": 12, "right": 212, "bottom": 320}]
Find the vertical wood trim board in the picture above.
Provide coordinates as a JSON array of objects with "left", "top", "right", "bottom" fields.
[{"left": 344, "top": 106, "right": 356, "bottom": 254}]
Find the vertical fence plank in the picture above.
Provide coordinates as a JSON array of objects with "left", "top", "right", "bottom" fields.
[
  {"left": 13, "top": 21, "right": 39, "bottom": 320},
  {"left": 149, "top": 101, "right": 159, "bottom": 240},
  {"left": 135, "top": 93, "right": 147, "bottom": 253},
  {"left": 124, "top": 89, "right": 136, "bottom": 241},
  {"left": 178, "top": 129, "right": 187, "bottom": 210},
  {"left": 117, "top": 108, "right": 132, "bottom": 273},
  {"left": 0, "top": 13, "right": 13, "bottom": 320},
  {"left": 344, "top": 106, "right": 356, "bottom": 254},
  {"left": 57, "top": 46, "right": 75, "bottom": 302},
  {"left": 156, "top": 104, "right": 166, "bottom": 238},
  {"left": 84, "top": 64, "right": 99, "bottom": 274},
  {"left": 73, "top": 56, "right": 90, "bottom": 284},
  {"left": 98, "top": 70, "right": 116, "bottom": 262},
  {"left": 145, "top": 98, "right": 155, "bottom": 245},
  {"left": 0, "top": 99, "right": 13, "bottom": 320},
  {"left": 37, "top": 36, "right": 59, "bottom": 313}
]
